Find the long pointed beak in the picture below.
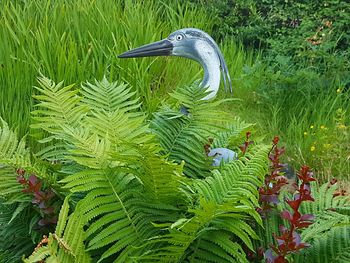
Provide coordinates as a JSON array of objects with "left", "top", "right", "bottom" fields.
[{"left": 118, "top": 39, "right": 173, "bottom": 58}]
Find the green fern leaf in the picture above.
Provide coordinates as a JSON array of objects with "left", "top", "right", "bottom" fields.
[
  {"left": 151, "top": 84, "right": 233, "bottom": 178},
  {"left": 23, "top": 197, "right": 91, "bottom": 263}
]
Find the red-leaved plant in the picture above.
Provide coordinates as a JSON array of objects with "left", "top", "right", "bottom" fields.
[
  {"left": 239, "top": 131, "right": 254, "bottom": 155},
  {"left": 239, "top": 135, "right": 316, "bottom": 262},
  {"left": 16, "top": 169, "right": 58, "bottom": 227},
  {"left": 258, "top": 136, "right": 289, "bottom": 216},
  {"left": 265, "top": 165, "right": 315, "bottom": 262}
]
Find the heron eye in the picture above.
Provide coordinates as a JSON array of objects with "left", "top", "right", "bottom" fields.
[{"left": 176, "top": 35, "right": 183, "bottom": 41}]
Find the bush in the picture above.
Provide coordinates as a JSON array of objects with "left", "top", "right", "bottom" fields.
[{"left": 193, "top": 0, "right": 350, "bottom": 72}]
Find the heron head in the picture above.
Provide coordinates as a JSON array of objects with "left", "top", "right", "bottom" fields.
[{"left": 118, "top": 28, "right": 232, "bottom": 92}]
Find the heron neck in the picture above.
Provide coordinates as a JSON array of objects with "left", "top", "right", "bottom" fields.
[{"left": 194, "top": 43, "right": 221, "bottom": 100}]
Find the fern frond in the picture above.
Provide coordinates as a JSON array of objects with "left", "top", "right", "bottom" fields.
[
  {"left": 291, "top": 184, "right": 350, "bottom": 262},
  {"left": 138, "top": 145, "right": 269, "bottom": 262},
  {"left": 0, "top": 118, "right": 31, "bottom": 168},
  {"left": 28, "top": 76, "right": 268, "bottom": 263},
  {"left": 23, "top": 197, "right": 91, "bottom": 263},
  {"left": 0, "top": 167, "right": 29, "bottom": 202},
  {"left": 300, "top": 182, "right": 350, "bottom": 215},
  {"left": 32, "top": 76, "right": 89, "bottom": 135},
  {"left": 151, "top": 83, "right": 233, "bottom": 178},
  {"left": 135, "top": 155, "right": 185, "bottom": 205},
  {"left": 61, "top": 168, "right": 158, "bottom": 262},
  {"left": 30, "top": 77, "right": 191, "bottom": 262},
  {"left": 0, "top": 200, "right": 39, "bottom": 262},
  {"left": 294, "top": 216, "right": 350, "bottom": 263},
  {"left": 81, "top": 76, "right": 140, "bottom": 113},
  {"left": 0, "top": 118, "right": 49, "bottom": 203},
  {"left": 211, "top": 119, "right": 253, "bottom": 149}
]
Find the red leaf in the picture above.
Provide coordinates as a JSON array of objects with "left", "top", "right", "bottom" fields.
[
  {"left": 274, "top": 256, "right": 288, "bottom": 263},
  {"left": 280, "top": 210, "right": 292, "bottom": 221},
  {"left": 16, "top": 168, "right": 25, "bottom": 176},
  {"left": 300, "top": 214, "right": 315, "bottom": 221},
  {"left": 298, "top": 166, "right": 316, "bottom": 183},
  {"left": 16, "top": 175, "right": 27, "bottom": 184},
  {"left": 26, "top": 175, "right": 42, "bottom": 193},
  {"left": 246, "top": 131, "right": 252, "bottom": 139},
  {"left": 330, "top": 178, "right": 338, "bottom": 185},
  {"left": 286, "top": 199, "right": 300, "bottom": 211}
]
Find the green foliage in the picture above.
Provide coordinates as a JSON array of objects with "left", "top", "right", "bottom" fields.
[
  {"left": 23, "top": 197, "right": 91, "bottom": 263},
  {"left": 0, "top": 112, "right": 62, "bottom": 262},
  {"left": 195, "top": 0, "right": 350, "bottom": 68},
  {"left": 0, "top": 118, "right": 31, "bottom": 170},
  {"left": 1, "top": 0, "right": 349, "bottom": 261},
  {"left": 0, "top": 201, "right": 39, "bottom": 263},
  {"left": 296, "top": 182, "right": 350, "bottom": 263},
  {"left": 294, "top": 212, "right": 350, "bottom": 262},
  {"left": 300, "top": 182, "right": 350, "bottom": 215},
  {"left": 137, "top": 146, "right": 269, "bottom": 262},
  {"left": 16, "top": 76, "right": 270, "bottom": 262},
  {"left": 151, "top": 83, "right": 234, "bottom": 178},
  {"left": 255, "top": 182, "right": 350, "bottom": 262},
  {"left": 192, "top": 0, "right": 350, "bottom": 181},
  {"left": 0, "top": 0, "right": 215, "bottom": 138}
]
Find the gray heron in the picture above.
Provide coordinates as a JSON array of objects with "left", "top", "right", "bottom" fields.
[
  {"left": 118, "top": 28, "right": 232, "bottom": 100},
  {"left": 118, "top": 28, "right": 236, "bottom": 166}
]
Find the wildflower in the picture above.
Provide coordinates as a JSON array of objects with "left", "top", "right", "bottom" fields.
[
  {"left": 336, "top": 88, "right": 342, "bottom": 93},
  {"left": 320, "top": 125, "right": 325, "bottom": 129},
  {"left": 310, "top": 146, "right": 316, "bottom": 152},
  {"left": 304, "top": 132, "right": 308, "bottom": 136},
  {"left": 310, "top": 125, "right": 314, "bottom": 129}
]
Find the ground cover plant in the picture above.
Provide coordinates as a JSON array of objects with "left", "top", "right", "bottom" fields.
[{"left": 0, "top": 0, "right": 349, "bottom": 262}]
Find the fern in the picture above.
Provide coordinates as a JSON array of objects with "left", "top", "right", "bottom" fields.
[
  {"left": 0, "top": 117, "right": 60, "bottom": 262},
  {"left": 137, "top": 145, "right": 269, "bottom": 262},
  {"left": 15, "top": 76, "right": 271, "bottom": 262},
  {"left": 23, "top": 197, "right": 91, "bottom": 263},
  {"left": 0, "top": 118, "right": 31, "bottom": 167},
  {"left": 0, "top": 166, "right": 29, "bottom": 203},
  {"left": 290, "top": 182, "right": 350, "bottom": 262},
  {"left": 294, "top": 212, "right": 350, "bottom": 262},
  {"left": 31, "top": 77, "right": 187, "bottom": 262},
  {"left": 151, "top": 83, "right": 233, "bottom": 178},
  {"left": 255, "top": 181, "right": 350, "bottom": 262},
  {"left": 211, "top": 119, "right": 253, "bottom": 149},
  {"left": 0, "top": 200, "right": 39, "bottom": 263},
  {"left": 299, "top": 182, "right": 350, "bottom": 215}
]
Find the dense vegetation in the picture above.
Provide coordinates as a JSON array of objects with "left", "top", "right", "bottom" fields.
[
  {"left": 194, "top": 0, "right": 350, "bottom": 182},
  {"left": 0, "top": 0, "right": 349, "bottom": 262}
]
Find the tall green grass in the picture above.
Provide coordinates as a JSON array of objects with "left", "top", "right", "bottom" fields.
[
  {"left": 0, "top": 0, "right": 220, "bottom": 137},
  {"left": 230, "top": 62, "right": 350, "bottom": 182}
]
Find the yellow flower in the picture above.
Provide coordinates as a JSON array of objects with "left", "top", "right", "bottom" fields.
[
  {"left": 320, "top": 125, "right": 325, "bottom": 129},
  {"left": 337, "top": 88, "right": 342, "bottom": 93},
  {"left": 310, "top": 125, "right": 314, "bottom": 129},
  {"left": 310, "top": 146, "right": 316, "bottom": 152},
  {"left": 304, "top": 132, "right": 308, "bottom": 136}
]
